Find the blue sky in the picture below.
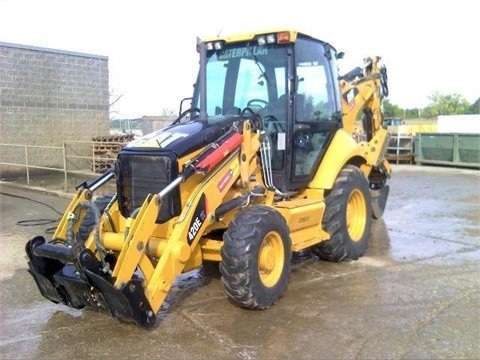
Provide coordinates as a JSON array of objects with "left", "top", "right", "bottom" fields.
[{"left": 1, "top": 0, "right": 478, "bottom": 118}]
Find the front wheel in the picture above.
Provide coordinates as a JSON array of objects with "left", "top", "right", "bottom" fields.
[
  {"left": 77, "top": 194, "right": 115, "bottom": 242},
  {"left": 220, "top": 205, "right": 292, "bottom": 309},
  {"left": 312, "top": 165, "right": 372, "bottom": 262}
]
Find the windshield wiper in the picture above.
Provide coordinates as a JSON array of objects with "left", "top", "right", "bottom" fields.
[
  {"left": 253, "top": 54, "right": 270, "bottom": 85},
  {"left": 246, "top": 42, "right": 270, "bottom": 86}
]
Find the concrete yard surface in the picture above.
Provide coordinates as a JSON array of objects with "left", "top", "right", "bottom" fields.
[{"left": 0, "top": 165, "right": 479, "bottom": 359}]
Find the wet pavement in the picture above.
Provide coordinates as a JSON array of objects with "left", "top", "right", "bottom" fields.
[{"left": 0, "top": 165, "right": 479, "bottom": 359}]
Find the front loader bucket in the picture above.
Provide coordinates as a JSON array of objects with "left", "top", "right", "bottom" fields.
[
  {"left": 84, "top": 270, "right": 155, "bottom": 328},
  {"left": 25, "top": 236, "right": 156, "bottom": 328},
  {"left": 25, "top": 236, "right": 74, "bottom": 306}
]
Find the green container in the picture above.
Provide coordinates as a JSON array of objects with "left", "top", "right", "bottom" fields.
[
  {"left": 458, "top": 134, "right": 480, "bottom": 164},
  {"left": 414, "top": 133, "right": 480, "bottom": 168}
]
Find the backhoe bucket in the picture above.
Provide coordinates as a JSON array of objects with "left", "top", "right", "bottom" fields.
[
  {"left": 371, "top": 185, "right": 390, "bottom": 219},
  {"left": 25, "top": 236, "right": 156, "bottom": 328}
]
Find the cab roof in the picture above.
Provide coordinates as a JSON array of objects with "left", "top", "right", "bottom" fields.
[{"left": 201, "top": 29, "right": 302, "bottom": 44}]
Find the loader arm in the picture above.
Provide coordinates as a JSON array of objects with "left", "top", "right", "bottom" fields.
[
  {"left": 131, "top": 125, "right": 259, "bottom": 313},
  {"left": 26, "top": 120, "right": 262, "bottom": 328}
]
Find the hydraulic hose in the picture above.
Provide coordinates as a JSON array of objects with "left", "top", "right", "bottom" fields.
[{"left": 70, "top": 200, "right": 109, "bottom": 271}]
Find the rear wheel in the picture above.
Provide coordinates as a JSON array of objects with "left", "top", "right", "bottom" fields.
[
  {"left": 220, "top": 205, "right": 292, "bottom": 309},
  {"left": 312, "top": 165, "right": 372, "bottom": 262}
]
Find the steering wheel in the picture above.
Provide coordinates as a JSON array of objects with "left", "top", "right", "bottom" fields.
[
  {"left": 240, "top": 107, "right": 264, "bottom": 131},
  {"left": 264, "top": 115, "right": 285, "bottom": 133},
  {"left": 247, "top": 99, "right": 269, "bottom": 109}
]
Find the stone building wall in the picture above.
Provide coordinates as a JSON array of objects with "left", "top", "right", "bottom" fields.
[{"left": 0, "top": 42, "right": 110, "bottom": 171}]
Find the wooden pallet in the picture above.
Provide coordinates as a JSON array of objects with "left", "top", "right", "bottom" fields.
[{"left": 91, "top": 134, "right": 134, "bottom": 173}]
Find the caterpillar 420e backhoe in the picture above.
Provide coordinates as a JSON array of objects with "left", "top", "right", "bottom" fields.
[{"left": 26, "top": 29, "right": 391, "bottom": 328}]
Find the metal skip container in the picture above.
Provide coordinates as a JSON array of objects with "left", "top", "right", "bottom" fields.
[{"left": 414, "top": 133, "right": 480, "bottom": 168}]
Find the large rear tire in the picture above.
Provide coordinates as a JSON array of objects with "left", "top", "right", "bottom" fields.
[
  {"left": 220, "top": 205, "right": 292, "bottom": 309},
  {"left": 312, "top": 165, "right": 372, "bottom": 262}
]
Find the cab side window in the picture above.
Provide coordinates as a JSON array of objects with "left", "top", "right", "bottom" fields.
[
  {"left": 295, "top": 39, "right": 335, "bottom": 121},
  {"left": 292, "top": 38, "right": 338, "bottom": 179}
]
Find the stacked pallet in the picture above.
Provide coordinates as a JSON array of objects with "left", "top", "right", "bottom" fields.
[{"left": 91, "top": 134, "right": 134, "bottom": 173}]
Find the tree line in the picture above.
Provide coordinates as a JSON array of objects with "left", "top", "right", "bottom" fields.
[{"left": 383, "top": 92, "right": 480, "bottom": 119}]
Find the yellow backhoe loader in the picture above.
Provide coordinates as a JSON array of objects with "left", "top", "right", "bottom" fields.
[{"left": 26, "top": 29, "right": 391, "bottom": 328}]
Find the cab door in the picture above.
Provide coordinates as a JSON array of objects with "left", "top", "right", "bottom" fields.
[{"left": 289, "top": 36, "right": 341, "bottom": 190}]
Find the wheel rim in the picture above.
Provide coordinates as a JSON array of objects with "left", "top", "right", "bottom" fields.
[
  {"left": 346, "top": 188, "right": 367, "bottom": 241},
  {"left": 258, "top": 231, "right": 284, "bottom": 287}
]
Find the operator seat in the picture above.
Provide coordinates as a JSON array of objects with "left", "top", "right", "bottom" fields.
[
  {"left": 295, "top": 94, "right": 313, "bottom": 122},
  {"left": 273, "top": 93, "right": 311, "bottom": 123}
]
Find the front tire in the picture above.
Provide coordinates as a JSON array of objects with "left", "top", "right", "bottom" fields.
[
  {"left": 312, "top": 165, "right": 372, "bottom": 262},
  {"left": 220, "top": 205, "right": 292, "bottom": 309},
  {"left": 77, "top": 194, "right": 115, "bottom": 242}
]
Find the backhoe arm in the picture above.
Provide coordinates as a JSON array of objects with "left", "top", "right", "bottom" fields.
[{"left": 339, "top": 56, "right": 389, "bottom": 137}]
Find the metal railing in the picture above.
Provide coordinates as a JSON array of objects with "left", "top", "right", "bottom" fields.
[
  {"left": 0, "top": 143, "right": 68, "bottom": 191},
  {"left": 0, "top": 140, "right": 124, "bottom": 192}
]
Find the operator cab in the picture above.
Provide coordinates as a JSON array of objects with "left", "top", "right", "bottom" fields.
[{"left": 192, "top": 30, "right": 343, "bottom": 192}]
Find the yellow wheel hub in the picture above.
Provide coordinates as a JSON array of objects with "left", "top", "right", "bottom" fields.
[
  {"left": 258, "top": 231, "right": 284, "bottom": 287},
  {"left": 346, "top": 188, "right": 367, "bottom": 241}
]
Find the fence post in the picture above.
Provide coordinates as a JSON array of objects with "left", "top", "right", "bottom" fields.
[
  {"left": 63, "top": 142, "right": 68, "bottom": 192},
  {"left": 92, "top": 140, "right": 96, "bottom": 175},
  {"left": 24, "top": 146, "right": 30, "bottom": 186}
]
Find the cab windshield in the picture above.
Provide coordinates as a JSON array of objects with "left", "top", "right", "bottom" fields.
[
  {"left": 199, "top": 42, "right": 288, "bottom": 119},
  {"left": 194, "top": 36, "right": 340, "bottom": 189}
]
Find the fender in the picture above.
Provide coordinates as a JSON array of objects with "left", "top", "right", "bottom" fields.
[{"left": 309, "top": 130, "right": 366, "bottom": 189}]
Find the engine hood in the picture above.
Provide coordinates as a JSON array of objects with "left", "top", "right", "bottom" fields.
[{"left": 121, "top": 116, "right": 238, "bottom": 158}]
